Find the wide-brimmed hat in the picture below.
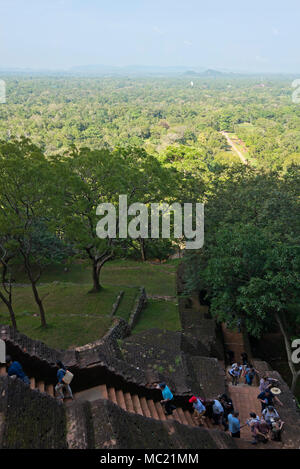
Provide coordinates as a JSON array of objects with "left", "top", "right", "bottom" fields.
[{"left": 270, "top": 387, "right": 281, "bottom": 395}]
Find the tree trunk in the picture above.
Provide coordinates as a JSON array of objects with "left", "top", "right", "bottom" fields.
[
  {"left": 30, "top": 280, "right": 47, "bottom": 328},
  {"left": 89, "top": 253, "right": 113, "bottom": 293},
  {"left": 89, "top": 260, "right": 102, "bottom": 293},
  {"left": 139, "top": 238, "right": 146, "bottom": 262},
  {"left": 275, "top": 312, "right": 299, "bottom": 394},
  {"left": 0, "top": 291, "right": 18, "bottom": 330}
]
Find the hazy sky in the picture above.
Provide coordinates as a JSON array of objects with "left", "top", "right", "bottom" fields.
[{"left": 0, "top": 0, "right": 299, "bottom": 72}]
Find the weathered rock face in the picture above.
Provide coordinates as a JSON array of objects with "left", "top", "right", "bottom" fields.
[
  {"left": 0, "top": 376, "right": 67, "bottom": 449},
  {"left": 120, "top": 329, "right": 190, "bottom": 394}
]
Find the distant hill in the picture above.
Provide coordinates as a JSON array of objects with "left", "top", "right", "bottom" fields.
[{"left": 202, "top": 69, "right": 223, "bottom": 76}]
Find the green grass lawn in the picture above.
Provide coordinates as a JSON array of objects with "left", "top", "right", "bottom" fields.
[
  {"left": 132, "top": 299, "right": 180, "bottom": 334},
  {"left": 0, "top": 283, "right": 139, "bottom": 349},
  {"left": 1, "top": 259, "right": 180, "bottom": 349},
  {"left": 10, "top": 258, "right": 178, "bottom": 296}
]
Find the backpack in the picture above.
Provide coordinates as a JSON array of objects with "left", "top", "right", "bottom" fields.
[{"left": 62, "top": 370, "right": 74, "bottom": 385}]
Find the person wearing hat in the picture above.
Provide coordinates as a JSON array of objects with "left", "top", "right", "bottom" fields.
[
  {"left": 5, "top": 355, "right": 30, "bottom": 385},
  {"left": 189, "top": 396, "right": 206, "bottom": 425},
  {"left": 157, "top": 382, "right": 176, "bottom": 416},
  {"left": 257, "top": 388, "right": 283, "bottom": 411}
]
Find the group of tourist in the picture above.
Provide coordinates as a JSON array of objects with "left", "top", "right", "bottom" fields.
[
  {"left": 4, "top": 354, "right": 285, "bottom": 445},
  {"left": 228, "top": 352, "right": 259, "bottom": 386},
  {"left": 185, "top": 351, "right": 285, "bottom": 445},
  {"left": 187, "top": 389, "right": 284, "bottom": 444}
]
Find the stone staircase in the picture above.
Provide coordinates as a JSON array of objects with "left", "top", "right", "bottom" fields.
[
  {"left": 1, "top": 364, "right": 211, "bottom": 429},
  {"left": 74, "top": 383, "right": 209, "bottom": 428},
  {"left": 0, "top": 364, "right": 55, "bottom": 397}
]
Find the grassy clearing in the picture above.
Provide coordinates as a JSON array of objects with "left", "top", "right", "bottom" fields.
[
  {"left": 0, "top": 283, "right": 138, "bottom": 349},
  {"left": 1, "top": 259, "right": 180, "bottom": 348},
  {"left": 132, "top": 299, "right": 180, "bottom": 334},
  {"left": 10, "top": 258, "right": 178, "bottom": 296}
]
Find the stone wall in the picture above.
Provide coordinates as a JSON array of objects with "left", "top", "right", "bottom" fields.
[
  {"left": 128, "top": 287, "right": 147, "bottom": 330},
  {"left": 110, "top": 291, "right": 124, "bottom": 317},
  {"left": 0, "top": 376, "right": 67, "bottom": 449}
]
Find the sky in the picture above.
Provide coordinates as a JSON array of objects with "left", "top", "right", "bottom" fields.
[{"left": 0, "top": 0, "right": 299, "bottom": 73}]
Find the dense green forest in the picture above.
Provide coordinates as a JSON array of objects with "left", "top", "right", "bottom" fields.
[
  {"left": 0, "top": 74, "right": 299, "bottom": 393},
  {"left": 0, "top": 75, "right": 299, "bottom": 168}
]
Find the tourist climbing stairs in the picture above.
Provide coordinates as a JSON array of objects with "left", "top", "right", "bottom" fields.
[
  {"left": 0, "top": 363, "right": 210, "bottom": 429},
  {"left": 0, "top": 364, "right": 55, "bottom": 397},
  {"left": 74, "top": 383, "right": 206, "bottom": 428}
]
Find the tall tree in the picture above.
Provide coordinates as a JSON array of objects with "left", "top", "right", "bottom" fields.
[{"left": 0, "top": 139, "right": 60, "bottom": 327}]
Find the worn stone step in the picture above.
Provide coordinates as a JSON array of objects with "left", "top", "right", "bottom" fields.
[
  {"left": 37, "top": 381, "right": 45, "bottom": 393},
  {"left": 155, "top": 402, "right": 167, "bottom": 421},
  {"left": 115, "top": 389, "right": 127, "bottom": 411},
  {"left": 167, "top": 409, "right": 181, "bottom": 424},
  {"left": 99, "top": 384, "right": 108, "bottom": 399},
  {"left": 176, "top": 407, "right": 189, "bottom": 425},
  {"left": 131, "top": 394, "right": 144, "bottom": 416},
  {"left": 146, "top": 399, "right": 160, "bottom": 420},
  {"left": 183, "top": 410, "right": 195, "bottom": 426},
  {"left": 139, "top": 396, "right": 152, "bottom": 418},
  {"left": 30, "top": 377, "right": 36, "bottom": 390},
  {"left": 123, "top": 392, "right": 135, "bottom": 413},
  {"left": 108, "top": 387, "right": 118, "bottom": 405},
  {"left": 45, "top": 384, "right": 54, "bottom": 397}
]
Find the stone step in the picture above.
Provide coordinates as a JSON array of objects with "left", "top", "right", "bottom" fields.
[
  {"left": 166, "top": 409, "right": 181, "bottom": 424},
  {"left": 115, "top": 389, "right": 127, "bottom": 411},
  {"left": 154, "top": 401, "right": 167, "bottom": 421},
  {"left": 123, "top": 392, "right": 135, "bottom": 413},
  {"left": 30, "top": 377, "right": 36, "bottom": 390},
  {"left": 99, "top": 384, "right": 108, "bottom": 400},
  {"left": 146, "top": 399, "right": 160, "bottom": 420},
  {"left": 107, "top": 387, "right": 118, "bottom": 405},
  {"left": 139, "top": 396, "right": 152, "bottom": 418},
  {"left": 45, "top": 384, "right": 54, "bottom": 397},
  {"left": 176, "top": 407, "right": 189, "bottom": 425},
  {"left": 131, "top": 394, "right": 144, "bottom": 416},
  {"left": 37, "top": 381, "right": 45, "bottom": 393},
  {"left": 183, "top": 410, "right": 195, "bottom": 426}
]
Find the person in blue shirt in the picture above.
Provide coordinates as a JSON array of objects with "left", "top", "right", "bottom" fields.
[
  {"left": 157, "top": 382, "right": 176, "bottom": 416},
  {"left": 6, "top": 355, "right": 30, "bottom": 385},
  {"left": 189, "top": 396, "right": 206, "bottom": 425},
  {"left": 257, "top": 389, "right": 283, "bottom": 411},
  {"left": 228, "top": 411, "right": 241, "bottom": 438},
  {"left": 55, "top": 360, "right": 73, "bottom": 401}
]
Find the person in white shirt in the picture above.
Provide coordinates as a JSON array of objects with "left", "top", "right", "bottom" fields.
[{"left": 262, "top": 406, "right": 279, "bottom": 427}]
